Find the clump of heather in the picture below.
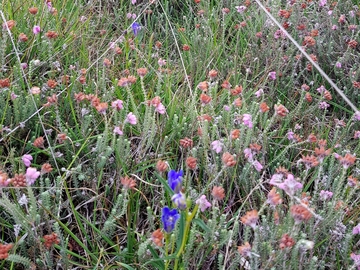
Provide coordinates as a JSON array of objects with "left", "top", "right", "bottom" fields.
[{"left": 0, "top": 0, "right": 359, "bottom": 269}]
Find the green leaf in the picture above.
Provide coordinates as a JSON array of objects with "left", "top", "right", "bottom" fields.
[{"left": 193, "top": 218, "right": 211, "bottom": 233}]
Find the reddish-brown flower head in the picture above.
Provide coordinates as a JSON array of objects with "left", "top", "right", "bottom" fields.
[
  {"left": 186, "top": 157, "right": 197, "bottom": 170},
  {"left": 238, "top": 242, "right": 251, "bottom": 257},
  {"left": 212, "top": 186, "right": 225, "bottom": 200},
  {"left": 240, "top": 210, "right": 259, "bottom": 229},
  {"left": 274, "top": 104, "right": 289, "bottom": 117},
  {"left": 121, "top": 176, "right": 137, "bottom": 190},
  {"left": 0, "top": 78, "right": 11, "bottom": 88},
  {"left": 180, "top": 137, "right": 193, "bottom": 148},
  {"left": 151, "top": 229, "right": 164, "bottom": 247},
  {"left": 156, "top": 160, "right": 168, "bottom": 172},
  {"left": 33, "top": 136, "right": 45, "bottom": 148},
  {"left": 43, "top": 233, "right": 60, "bottom": 249},
  {"left": 279, "top": 234, "right": 295, "bottom": 249},
  {"left": 290, "top": 204, "right": 312, "bottom": 224},
  {"left": 222, "top": 152, "right": 236, "bottom": 167}
]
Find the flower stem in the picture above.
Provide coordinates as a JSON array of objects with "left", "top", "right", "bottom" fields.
[{"left": 174, "top": 204, "right": 199, "bottom": 270}]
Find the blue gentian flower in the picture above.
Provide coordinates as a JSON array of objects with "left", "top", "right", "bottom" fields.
[
  {"left": 131, "top": 22, "right": 141, "bottom": 36},
  {"left": 161, "top": 206, "right": 180, "bottom": 233},
  {"left": 168, "top": 170, "right": 183, "bottom": 193},
  {"left": 171, "top": 192, "right": 187, "bottom": 210}
]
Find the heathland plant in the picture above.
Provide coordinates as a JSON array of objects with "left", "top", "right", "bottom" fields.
[{"left": 0, "top": 0, "right": 360, "bottom": 269}]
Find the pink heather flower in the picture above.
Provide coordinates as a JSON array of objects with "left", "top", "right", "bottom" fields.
[
  {"left": 274, "top": 30, "right": 286, "bottom": 39},
  {"left": 316, "top": 85, "right": 326, "bottom": 93},
  {"left": 25, "top": 167, "right": 40, "bottom": 185},
  {"left": 331, "top": 25, "right": 338, "bottom": 30},
  {"left": 244, "top": 148, "right": 253, "bottom": 161},
  {"left": 158, "top": 58, "right": 166, "bottom": 66},
  {"left": 319, "top": 0, "right": 327, "bottom": 6},
  {"left": 113, "top": 126, "right": 123, "bottom": 135},
  {"left": 349, "top": 10, "right": 355, "bottom": 18},
  {"left": 354, "top": 131, "right": 360, "bottom": 139},
  {"left": 328, "top": 10, "right": 332, "bottom": 15},
  {"left": 350, "top": 253, "right": 360, "bottom": 268},
  {"left": 111, "top": 99, "right": 124, "bottom": 110},
  {"left": 254, "top": 88, "right": 264, "bottom": 98},
  {"left": 224, "top": 105, "right": 230, "bottom": 111},
  {"left": 127, "top": 13, "right": 136, "bottom": 19},
  {"left": 33, "top": 25, "right": 41, "bottom": 35},
  {"left": 270, "top": 174, "right": 302, "bottom": 196},
  {"left": 354, "top": 111, "right": 360, "bottom": 121},
  {"left": 242, "top": 114, "right": 253, "bottom": 128},
  {"left": 319, "top": 190, "right": 333, "bottom": 200},
  {"left": 131, "top": 0, "right": 136, "bottom": 4},
  {"left": 196, "top": 195, "right": 212, "bottom": 212},
  {"left": 235, "top": 6, "right": 247, "bottom": 13},
  {"left": 353, "top": 223, "right": 360, "bottom": 235},
  {"left": 252, "top": 160, "right": 263, "bottom": 172},
  {"left": 211, "top": 140, "right": 223, "bottom": 154},
  {"left": 155, "top": 103, "right": 166, "bottom": 114},
  {"left": 109, "top": 42, "right": 116, "bottom": 49},
  {"left": 319, "top": 102, "right": 330, "bottom": 110},
  {"left": 21, "top": 63, "right": 28, "bottom": 69},
  {"left": 22, "top": 154, "right": 33, "bottom": 167},
  {"left": 268, "top": 71, "right": 276, "bottom": 81},
  {"left": 335, "top": 62, "right": 342, "bottom": 68},
  {"left": 287, "top": 131, "right": 295, "bottom": 141},
  {"left": 126, "top": 112, "right": 137, "bottom": 125},
  {"left": 11, "top": 92, "right": 18, "bottom": 100}
]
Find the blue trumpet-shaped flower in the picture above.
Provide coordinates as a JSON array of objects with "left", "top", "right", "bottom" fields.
[
  {"left": 171, "top": 192, "right": 187, "bottom": 210},
  {"left": 168, "top": 170, "right": 183, "bottom": 193},
  {"left": 161, "top": 206, "right": 180, "bottom": 233},
  {"left": 131, "top": 22, "right": 141, "bottom": 36}
]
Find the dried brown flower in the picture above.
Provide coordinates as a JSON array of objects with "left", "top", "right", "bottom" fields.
[
  {"left": 41, "top": 163, "right": 53, "bottom": 174},
  {"left": 156, "top": 160, "right": 168, "bottom": 172},
  {"left": 211, "top": 186, "right": 225, "bottom": 200},
  {"left": 200, "top": 93, "right": 212, "bottom": 105},
  {"left": 267, "top": 187, "right": 282, "bottom": 206},
  {"left": 0, "top": 243, "right": 13, "bottom": 259},
  {"left": 137, "top": 68, "right": 148, "bottom": 77},
  {"left": 45, "top": 31, "right": 58, "bottom": 39},
  {"left": 121, "top": 176, "right": 137, "bottom": 190},
  {"left": 47, "top": 79, "right": 57, "bottom": 89},
  {"left": 231, "top": 129, "right": 240, "bottom": 140},
  {"left": 237, "top": 242, "right": 251, "bottom": 257},
  {"left": 3, "top": 20, "right": 16, "bottom": 30},
  {"left": 279, "top": 234, "right": 295, "bottom": 249},
  {"left": 182, "top": 44, "right": 190, "bottom": 51},
  {"left": 19, "top": 33, "right": 28, "bottom": 42},
  {"left": 208, "top": 69, "right": 218, "bottom": 79},
  {"left": 10, "top": 173, "right": 26, "bottom": 187},
  {"left": 197, "top": 81, "right": 208, "bottom": 91},
  {"left": 33, "top": 136, "right": 45, "bottom": 148},
  {"left": 241, "top": 210, "right": 259, "bottom": 229},
  {"left": 290, "top": 204, "right": 312, "bottom": 223},
  {"left": 151, "top": 229, "right": 164, "bottom": 247},
  {"left": 186, "top": 157, "right": 197, "bottom": 170},
  {"left": 274, "top": 104, "right": 289, "bottom": 117},
  {"left": 0, "top": 78, "right": 10, "bottom": 88},
  {"left": 303, "top": 36, "right": 316, "bottom": 47},
  {"left": 222, "top": 152, "right": 236, "bottom": 167},
  {"left": 29, "top": 7, "right": 38, "bottom": 14},
  {"left": 259, "top": 102, "right": 270, "bottom": 113},
  {"left": 43, "top": 232, "right": 60, "bottom": 249},
  {"left": 231, "top": 85, "right": 243, "bottom": 95},
  {"left": 180, "top": 137, "right": 193, "bottom": 148}
]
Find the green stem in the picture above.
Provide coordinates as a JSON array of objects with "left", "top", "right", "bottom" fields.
[{"left": 174, "top": 204, "right": 199, "bottom": 270}]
